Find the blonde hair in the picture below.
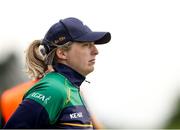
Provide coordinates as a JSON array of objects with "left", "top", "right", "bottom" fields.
[{"left": 25, "top": 40, "right": 72, "bottom": 79}]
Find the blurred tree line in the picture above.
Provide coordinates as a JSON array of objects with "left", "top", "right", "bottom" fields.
[
  {"left": 0, "top": 53, "right": 27, "bottom": 94},
  {"left": 164, "top": 97, "right": 180, "bottom": 129}
]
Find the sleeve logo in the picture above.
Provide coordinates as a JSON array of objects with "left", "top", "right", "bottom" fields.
[{"left": 31, "top": 92, "right": 51, "bottom": 104}]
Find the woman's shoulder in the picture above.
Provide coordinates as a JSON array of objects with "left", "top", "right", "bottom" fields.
[
  {"left": 43, "top": 72, "right": 66, "bottom": 83},
  {"left": 24, "top": 72, "right": 68, "bottom": 103},
  {"left": 37, "top": 72, "right": 67, "bottom": 89}
]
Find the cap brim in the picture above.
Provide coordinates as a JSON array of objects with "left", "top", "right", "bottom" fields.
[{"left": 74, "top": 32, "right": 111, "bottom": 44}]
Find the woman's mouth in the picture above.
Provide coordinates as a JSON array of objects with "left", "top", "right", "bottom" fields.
[{"left": 89, "top": 59, "right": 95, "bottom": 64}]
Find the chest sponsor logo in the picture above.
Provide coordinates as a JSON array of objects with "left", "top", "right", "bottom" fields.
[
  {"left": 70, "top": 112, "right": 83, "bottom": 119},
  {"left": 31, "top": 92, "right": 51, "bottom": 104}
]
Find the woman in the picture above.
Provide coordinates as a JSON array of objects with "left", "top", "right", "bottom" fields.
[{"left": 4, "top": 17, "right": 111, "bottom": 129}]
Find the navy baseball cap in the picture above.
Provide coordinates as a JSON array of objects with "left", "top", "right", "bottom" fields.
[{"left": 42, "top": 17, "right": 111, "bottom": 54}]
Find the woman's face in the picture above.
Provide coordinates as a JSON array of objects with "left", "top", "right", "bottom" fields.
[{"left": 64, "top": 42, "right": 99, "bottom": 76}]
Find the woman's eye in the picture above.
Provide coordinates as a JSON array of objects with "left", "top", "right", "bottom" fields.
[
  {"left": 81, "top": 42, "right": 94, "bottom": 47},
  {"left": 82, "top": 43, "right": 90, "bottom": 46}
]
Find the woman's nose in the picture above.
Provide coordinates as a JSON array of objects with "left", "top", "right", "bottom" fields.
[{"left": 91, "top": 44, "right": 99, "bottom": 55}]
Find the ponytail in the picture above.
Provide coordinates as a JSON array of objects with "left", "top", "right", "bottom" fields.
[
  {"left": 25, "top": 40, "right": 73, "bottom": 79},
  {"left": 25, "top": 40, "right": 47, "bottom": 79}
]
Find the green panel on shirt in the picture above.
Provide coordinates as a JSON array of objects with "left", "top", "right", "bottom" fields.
[{"left": 24, "top": 72, "right": 68, "bottom": 124}]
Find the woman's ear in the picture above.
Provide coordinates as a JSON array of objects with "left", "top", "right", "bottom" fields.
[{"left": 56, "top": 48, "right": 67, "bottom": 60}]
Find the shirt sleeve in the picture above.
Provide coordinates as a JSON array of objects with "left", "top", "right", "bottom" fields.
[
  {"left": 3, "top": 99, "right": 50, "bottom": 128},
  {"left": 24, "top": 82, "right": 67, "bottom": 124}
]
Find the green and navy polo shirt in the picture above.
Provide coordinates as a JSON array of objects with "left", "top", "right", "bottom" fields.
[{"left": 4, "top": 63, "right": 93, "bottom": 129}]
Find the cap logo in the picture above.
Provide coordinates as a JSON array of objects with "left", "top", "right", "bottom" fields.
[{"left": 54, "top": 36, "right": 66, "bottom": 44}]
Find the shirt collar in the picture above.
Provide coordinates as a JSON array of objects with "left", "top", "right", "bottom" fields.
[{"left": 54, "top": 63, "right": 85, "bottom": 89}]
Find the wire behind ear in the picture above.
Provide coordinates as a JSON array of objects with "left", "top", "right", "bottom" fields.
[{"left": 44, "top": 48, "right": 57, "bottom": 65}]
